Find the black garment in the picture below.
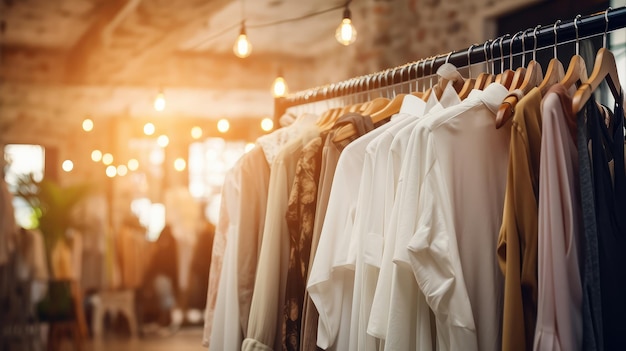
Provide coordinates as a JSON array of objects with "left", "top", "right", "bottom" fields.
[
  {"left": 581, "top": 92, "right": 626, "bottom": 350},
  {"left": 578, "top": 97, "right": 604, "bottom": 351}
]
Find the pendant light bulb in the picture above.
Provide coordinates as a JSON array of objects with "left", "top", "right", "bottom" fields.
[
  {"left": 335, "top": 7, "right": 357, "bottom": 46},
  {"left": 154, "top": 90, "right": 166, "bottom": 111},
  {"left": 272, "top": 74, "right": 288, "bottom": 98},
  {"left": 233, "top": 22, "right": 252, "bottom": 58}
]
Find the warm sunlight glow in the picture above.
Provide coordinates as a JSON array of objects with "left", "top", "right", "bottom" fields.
[
  {"left": 82, "top": 118, "right": 94, "bottom": 132},
  {"left": 91, "top": 150, "right": 102, "bottom": 162},
  {"left": 62, "top": 160, "right": 73, "bottom": 172},
  {"left": 144, "top": 122, "right": 155, "bottom": 136},
  {"left": 261, "top": 118, "right": 274, "bottom": 132},
  {"left": 217, "top": 119, "right": 230, "bottom": 133},
  {"left": 102, "top": 153, "right": 114, "bottom": 165},
  {"left": 191, "top": 126, "right": 203, "bottom": 139},
  {"left": 128, "top": 158, "right": 139, "bottom": 171},
  {"left": 174, "top": 158, "right": 186, "bottom": 172},
  {"left": 154, "top": 92, "right": 166, "bottom": 111}
]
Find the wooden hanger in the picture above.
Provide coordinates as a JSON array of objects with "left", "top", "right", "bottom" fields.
[
  {"left": 332, "top": 97, "right": 390, "bottom": 142},
  {"left": 422, "top": 56, "right": 438, "bottom": 102},
  {"left": 560, "top": 15, "right": 588, "bottom": 89},
  {"left": 573, "top": 8, "right": 622, "bottom": 113},
  {"left": 494, "top": 34, "right": 516, "bottom": 89},
  {"left": 537, "top": 20, "right": 565, "bottom": 95},
  {"left": 474, "top": 40, "right": 495, "bottom": 91},
  {"left": 495, "top": 25, "right": 544, "bottom": 128},
  {"left": 507, "top": 31, "right": 525, "bottom": 91},
  {"left": 368, "top": 65, "right": 415, "bottom": 121},
  {"left": 458, "top": 44, "right": 478, "bottom": 100},
  {"left": 572, "top": 48, "right": 621, "bottom": 113},
  {"left": 410, "top": 59, "right": 426, "bottom": 98}
]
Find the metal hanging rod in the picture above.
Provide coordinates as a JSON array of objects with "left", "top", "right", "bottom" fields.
[{"left": 279, "top": 6, "right": 626, "bottom": 109}]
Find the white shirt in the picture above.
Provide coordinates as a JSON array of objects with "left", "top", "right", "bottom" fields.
[
  {"left": 533, "top": 86, "right": 582, "bottom": 351},
  {"left": 368, "top": 85, "right": 461, "bottom": 342},
  {"left": 308, "top": 115, "right": 403, "bottom": 350},
  {"left": 349, "top": 111, "right": 426, "bottom": 351},
  {"left": 405, "top": 83, "right": 509, "bottom": 351},
  {"left": 204, "top": 162, "right": 242, "bottom": 348}
]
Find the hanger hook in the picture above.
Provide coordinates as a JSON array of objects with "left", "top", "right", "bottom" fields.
[
  {"left": 350, "top": 78, "right": 357, "bottom": 103},
  {"left": 510, "top": 31, "right": 522, "bottom": 70},
  {"left": 532, "top": 24, "right": 541, "bottom": 61},
  {"left": 604, "top": 7, "right": 612, "bottom": 48},
  {"left": 409, "top": 60, "right": 422, "bottom": 91},
  {"left": 483, "top": 40, "right": 491, "bottom": 74},
  {"left": 521, "top": 28, "right": 529, "bottom": 67},
  {"left": 430, "top": 55, "right": 437, "bottom": 89},
  {"left": 445, "top": 50, "right": 453, "bottom": 64},
  {"left": 397, "top": 65, "right": 404, "bottom": 95},
  {"left": 499, "top": 34, "right": 510, "bottom": 73},
  {"left": 391, "top": 67, "right": 399, "bottom": 97},
  {"left": 467, "top": 44, "right": 476, "bottom": 79},
  {"left": 553, "top": 20, "right": 561, "bottom": 59},
  {"left": 421, "top": 58, "right": 429, "bottom": 92},
  {"left": 490, "top": 38, "right": 498, "bottom": 74},
  {"left": 573, "top": 14, "right": 581, "bottom": 56}
]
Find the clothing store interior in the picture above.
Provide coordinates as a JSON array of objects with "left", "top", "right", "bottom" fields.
[{"left": 2, "top": 0, "right": 626, "bottom": 350}]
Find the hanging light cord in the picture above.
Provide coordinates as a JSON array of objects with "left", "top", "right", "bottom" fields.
[{"left": 191, "top": 2, "right": 348, "bottom": 49}]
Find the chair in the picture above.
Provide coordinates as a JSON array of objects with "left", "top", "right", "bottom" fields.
[{"left": 91, "top": 289, "right": 138, "bottom": 338}]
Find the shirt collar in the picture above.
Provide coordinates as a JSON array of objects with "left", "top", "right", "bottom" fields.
[
  {"left": 440, "top": 82, "right": 462, "bottom": 108},
  {"left": 478, "top": 83, "right": 508, "bottom": 115}
]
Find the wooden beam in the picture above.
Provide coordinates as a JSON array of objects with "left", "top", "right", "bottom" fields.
[{"left": 65, "top": 0, "right": 135, "bottom": 83}]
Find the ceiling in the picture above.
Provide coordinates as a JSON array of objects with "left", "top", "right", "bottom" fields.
[{"left": 0, "top": 0, "right": 348, "bottom": 85}]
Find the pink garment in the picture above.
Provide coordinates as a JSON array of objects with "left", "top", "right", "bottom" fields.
[{"left": 533, "top": 84, "right": 583, "bottom": 351}]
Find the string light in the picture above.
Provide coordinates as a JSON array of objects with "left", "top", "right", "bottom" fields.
[
  {"left": 217, "top": 119, "right": 230, "bottom": 133},
  {"left": 82, "top": 118, "right": 94, "bottom": 132},
  {"left": 102, "top": 153, "right": 114, "bottom": 165},
  {"left": 144, "top": 122, "right": 155, "bottom": 136},
  {"left": 261, "top": 117, "right": 274, "bottom": 131},
  {"left": 91, "top": 150, "right": 102, "bottom": 162},
  {"left": 106, "top": 165, "right": 117, "bottom": 178},
  {"left": 174, "top": 158, "right": 186, "bottom": 172},
  {"left": 233, "top": 21, "right": 252, "bottom": 58},
  {"left": 117, "top": 165, "right": 128, "bottom": 176},
  {"left": 191, "top": 126, "right": 203, "bottom": 139},
  {"left": 335, "top": 1, "right": 357, "bottom": 46},
  {"left": 157, "top": 135, "right": 170, "bottom": 148},
  {"left": 62, "top": 160, "right": 74, "bottom": 172},
  {"left": 154, "top": 90, "right": 166, "bottom": 111},
  {"left": 272, "top": 73, "right": 288, "bottom": 98},
  {"left": 191, "top": 3, "right": 345, "bottom": 50},
  {"left": 128, "top": 158, "right": 139, "bottom": 171}
]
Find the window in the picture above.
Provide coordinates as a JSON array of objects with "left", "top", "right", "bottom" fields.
[{"left": 3, "top": 144, "right": 45, "bottom": 229}]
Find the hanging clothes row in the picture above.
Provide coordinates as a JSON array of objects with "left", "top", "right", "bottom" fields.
[{"left": 203, "top": 6, "right": 626, "bottom": 351}]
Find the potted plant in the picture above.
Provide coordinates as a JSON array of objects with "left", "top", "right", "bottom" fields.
[{"left": 13, "top": 173, "right": 91, "bottom": 272}]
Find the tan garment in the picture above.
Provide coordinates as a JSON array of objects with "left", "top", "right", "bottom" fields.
[
  {"left": 116, "top": 225, "right": 146, "bottom": 289},
  {"left": 497, "top": 87, "right": 542, "bottom": 351},
  {"left": 243, "top": 125, "right": 319, "bottom": 351}
]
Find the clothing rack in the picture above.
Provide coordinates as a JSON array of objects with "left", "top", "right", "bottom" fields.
[{"left": 274, "top": 6, "right": 626, "bottom": 119}]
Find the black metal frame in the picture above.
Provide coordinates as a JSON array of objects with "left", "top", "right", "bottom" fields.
[{"left": 275, "top": 6, "right": 626, "bottom": 119}]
